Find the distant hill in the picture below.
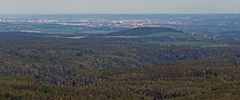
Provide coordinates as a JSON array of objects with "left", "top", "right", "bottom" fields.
[
  {"left": 220, "top": 30, "right": 240, "bottom": 35},
  {"left": 106, "top": 27, "right": 184, "bottom": 36}
]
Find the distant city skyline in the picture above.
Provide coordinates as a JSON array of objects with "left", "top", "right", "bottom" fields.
[{"left": 0, "top": 0, "right": 240, "bottom": 14}]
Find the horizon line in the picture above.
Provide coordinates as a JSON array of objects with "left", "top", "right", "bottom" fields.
[{"left": 0, "top": 12, "right": 240, "bottom": 15}]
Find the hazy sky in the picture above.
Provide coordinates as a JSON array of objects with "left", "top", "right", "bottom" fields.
[{"left": 0, "top": 0, "right": 239, "bottom": 14}]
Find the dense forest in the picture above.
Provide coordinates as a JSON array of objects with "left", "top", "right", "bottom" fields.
[{"left": 0, "top": 27, "right": 240, "bottom": 99}]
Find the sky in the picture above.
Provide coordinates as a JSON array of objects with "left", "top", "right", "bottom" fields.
[{"left": 0, "top": 0, "right": 239, "bottom": 14}]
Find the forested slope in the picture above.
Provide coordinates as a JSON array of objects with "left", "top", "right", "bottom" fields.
[{"left": 0, "top": 30, "right": 240, "bottom": 99}]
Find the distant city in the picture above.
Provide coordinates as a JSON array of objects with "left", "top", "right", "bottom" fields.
[{"left": 0, "top": 14, "right": 239, "bottom": 35}]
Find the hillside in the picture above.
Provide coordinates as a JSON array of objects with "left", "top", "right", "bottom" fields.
[
  {"left": 0, "top": 32, "right": 240, "bottom": 99},
  {"left": 1, "top": 59, "right": 240, "bottom": 99}
]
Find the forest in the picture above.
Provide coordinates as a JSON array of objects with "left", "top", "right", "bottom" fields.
[{"left": 0, "top": 27, "right": 240, "bottom": 99}]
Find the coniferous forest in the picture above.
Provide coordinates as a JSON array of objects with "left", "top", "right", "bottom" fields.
[{"left": 0, "top": 26, "right": 240, "bottom": 99}]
